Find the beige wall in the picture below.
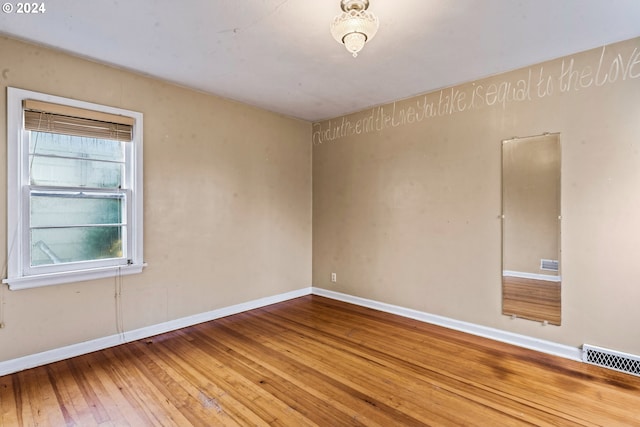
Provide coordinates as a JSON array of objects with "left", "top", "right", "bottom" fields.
[
  {"left": 0, "top": 36, "right": 312, "bottom": 361},
  {"left": 313, "top": 38, "right": 640, "bottom": 355},
  {"left": 2, "top": 33, "right": 640, "bottom": 365}
]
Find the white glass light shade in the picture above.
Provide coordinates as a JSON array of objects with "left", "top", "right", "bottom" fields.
[
  {"left": 330, "top": 8, "right": 379, "bottom": 57},
  {"left": 343, "top": 33, "right": 366, "bottom": 57}
]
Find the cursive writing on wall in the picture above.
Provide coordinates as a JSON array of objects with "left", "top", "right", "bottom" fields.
[{"left": 312, "top": 44, "right": 640, "bottom": 145}]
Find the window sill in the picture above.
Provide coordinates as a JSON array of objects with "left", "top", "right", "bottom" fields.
[{"left": 2, "top": 263, "right": 147, "bottom": 290}]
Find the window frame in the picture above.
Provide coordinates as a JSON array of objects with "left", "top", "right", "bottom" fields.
[{"left": 4, "top": 87, "right": 145, "bottom": 290}]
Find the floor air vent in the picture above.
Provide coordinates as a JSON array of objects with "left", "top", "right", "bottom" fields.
[{"left": 582, "top": 344, "right": 640, "bottom": 377}]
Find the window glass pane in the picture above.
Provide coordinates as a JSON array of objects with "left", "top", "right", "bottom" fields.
[
  {"left": 29, "top": 156, "right": 124, "bottom": 188},
  {"left": 31, "top": 193, "right": 124, "bottom": 227},
  {"left": 30, "top": 132, "right": 124, "bottom": 161},
  {"left": 29, "top": 132, "right": 124, "bottom": 188},
  {"left": 31, "top": 226, "right": 124, "bottom": 266}
]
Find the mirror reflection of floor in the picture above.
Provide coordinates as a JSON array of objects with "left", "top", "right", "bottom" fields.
[{"left": 503, "top": 275, "right": 561, "bottom": 325}]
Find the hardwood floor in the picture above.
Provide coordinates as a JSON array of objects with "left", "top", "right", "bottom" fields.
[{"left": 1, "top": 295, "right": 639, "bottom": 426}]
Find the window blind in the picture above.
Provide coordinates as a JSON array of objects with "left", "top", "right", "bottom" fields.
[{"left": 23, "top": 99, "right": 134, "bottom": 142}]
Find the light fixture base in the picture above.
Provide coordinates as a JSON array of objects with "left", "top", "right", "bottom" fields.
[{"left": 340, "top": 0, "right": 369, "bottom": 12}]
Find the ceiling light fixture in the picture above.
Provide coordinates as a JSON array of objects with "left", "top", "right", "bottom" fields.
[{"left": 330, "top": 0, "right": 379, "bottom": 58}]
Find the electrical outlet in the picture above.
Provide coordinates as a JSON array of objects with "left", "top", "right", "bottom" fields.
[{"left": 331, "top": 272, "right": 337, "bottom": 283}]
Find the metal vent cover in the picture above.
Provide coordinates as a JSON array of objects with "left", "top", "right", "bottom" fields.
[
  {"left": 540, "top": 259, "right": 559, "bottom": 271},
  {"left": 582, "top": 344, "right": 640, "bottom": 377}
]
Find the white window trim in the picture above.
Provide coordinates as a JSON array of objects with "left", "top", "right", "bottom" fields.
[{"left": 4, "top": 87, "right": 145, "bottom": 290}]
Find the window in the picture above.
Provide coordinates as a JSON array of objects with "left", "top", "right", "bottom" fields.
[{"left": 4, "top": 88, "right": 144, "bottom": 290}]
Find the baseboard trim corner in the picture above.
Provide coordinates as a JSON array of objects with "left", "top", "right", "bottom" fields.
[
  {"left": 1, "top": 285, "right": 582, "bottom": 377},
  {"left": 311, "top": 287, "right": 582, "bottom": 362}
]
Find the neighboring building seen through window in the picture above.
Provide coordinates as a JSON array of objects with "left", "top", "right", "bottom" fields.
[
  {"left": 29, "top": 132, "right": 126, "bottom": 266},
  {"left": 4, "top": 88, "right": 144, "bottom": 290}
]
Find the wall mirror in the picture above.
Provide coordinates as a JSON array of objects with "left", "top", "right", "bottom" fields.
[{"left": 502, "top": 133, "right": 561, "bottom": 325}]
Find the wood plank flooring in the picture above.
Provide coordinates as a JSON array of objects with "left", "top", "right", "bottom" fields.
[{"left": 1, "top": 295, "right": 639, "bottom": 426}]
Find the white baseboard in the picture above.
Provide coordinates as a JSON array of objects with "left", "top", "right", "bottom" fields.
[
  {"left": 311, "top": 287, "right": 582, "bottom": 361},
  {"left": 1, "top": 285, "right": 583, "bottom": 377},
  {"left": 0, "top": 287, "right": 312, "bottom": 376},
  {"left": 502, "top": 270, "right": 561, "bottom": 282}
]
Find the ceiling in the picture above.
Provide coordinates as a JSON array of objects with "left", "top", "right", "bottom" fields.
[{"left": 1, "top": 0, "right": 640, "bottom": 122}]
